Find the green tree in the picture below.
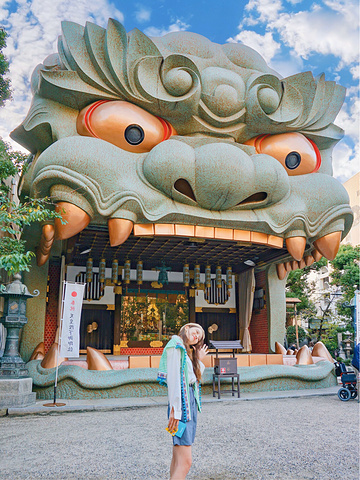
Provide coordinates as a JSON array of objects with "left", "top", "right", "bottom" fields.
[
  {"left": 0, "top": 28, "right": 11, "bottom": 106},
  {"left": 330, "top": 244, "right": 360, "bottom": 320},
  {"left": 286, "top": 258, "right": 327, "bottom": 316},
  {"left": 0, "top": 140, "right": 63, "bottom": 273},
  {"left": 286, "top": 325, "right": 306, "bottom": 345}
]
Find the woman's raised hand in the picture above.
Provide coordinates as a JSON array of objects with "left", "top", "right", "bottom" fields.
[{"left": 198, "top": 344, "right": 208, "bottom": 361}]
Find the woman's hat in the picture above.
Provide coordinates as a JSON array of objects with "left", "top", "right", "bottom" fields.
[{"left": 179, "top": 323, "right": 205, "bottom": 341}]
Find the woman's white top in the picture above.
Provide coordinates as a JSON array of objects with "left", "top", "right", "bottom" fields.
[{"left": 167, "top": 346, "right": 205, "bottom": 420}]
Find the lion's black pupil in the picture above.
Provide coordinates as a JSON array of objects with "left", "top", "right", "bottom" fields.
[
  {"left": 125, "top": 125, "right": 144, "bottom": 145},
  {"left": 285, "top": 151, "right": 301, "bottom": 169}
]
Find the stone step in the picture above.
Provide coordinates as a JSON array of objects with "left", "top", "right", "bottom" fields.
[{"left": 0, "top": 392, "right": 36, "bottom": 408}]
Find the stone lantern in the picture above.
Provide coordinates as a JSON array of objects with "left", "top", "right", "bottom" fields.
[
  {"left": 0, "top": 273, "right": 38, "bottom": 409},
  {"left": 0, "top": 273, "right": 39, "bottom": 378}
]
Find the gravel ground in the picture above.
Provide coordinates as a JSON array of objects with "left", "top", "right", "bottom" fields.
[{"left": 1, "top": 396, "right": 358, "bottom": 480}]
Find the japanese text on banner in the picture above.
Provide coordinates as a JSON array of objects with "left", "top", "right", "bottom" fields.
[{"left": 60, "top": 282, "right": 85, "bottom": 357}]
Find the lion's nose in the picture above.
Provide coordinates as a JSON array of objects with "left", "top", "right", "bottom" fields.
[{"left": 142, "top": 139, "right": 289, "bottom": 211}]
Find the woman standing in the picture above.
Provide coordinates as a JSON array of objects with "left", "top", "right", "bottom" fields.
[{"left": 158, "top": 323, "right": 208, "bottom": 479}]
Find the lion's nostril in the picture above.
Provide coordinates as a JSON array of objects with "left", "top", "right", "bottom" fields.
[
  {"left": 174, "top": 179, "right": 196, "bottom": 202},
  {"left": 237, "top": 192, "right": 267, "bottom": 206}
]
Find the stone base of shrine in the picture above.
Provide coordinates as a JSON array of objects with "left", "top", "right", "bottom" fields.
[
  {"left": 0, "top": 377, "right": 36, "bottom": 408},
  {"left": 27, "top": 360, "right": 337, "bottom": 400}
]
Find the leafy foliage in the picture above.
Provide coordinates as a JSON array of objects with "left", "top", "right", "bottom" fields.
[
  {"left": 0, "top": 28, "right": 11, "bottom": 106},
  {"left": 330, "top": 244, "right": 360, "bottom": 318},
  {"left": 286, "top": 325, "right": 306, "bottom": 345},
  {"left": 0, "top": 140, "right": 64, "bottom": 273}
]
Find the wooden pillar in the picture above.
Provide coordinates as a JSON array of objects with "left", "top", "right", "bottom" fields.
[
  {"left": 113, "top": 288, "right": 122, "bottom": 355},
  {"left": 188, "top": 290, "right": 196, "bottom": 323}
]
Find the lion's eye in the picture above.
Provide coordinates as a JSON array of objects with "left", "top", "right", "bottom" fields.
[
  {"left": 124, "top": 125, "right": 145, "bottom": 145},
  {"left": 77, "top": 100, "right": 176, "bottom": 153},
  {"left": 244, "top": 132, "right": 321, "bottom": 176}
]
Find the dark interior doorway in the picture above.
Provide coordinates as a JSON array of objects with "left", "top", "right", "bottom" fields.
[
  {"left": 196, "top": 311, "right": 237, "bottom": 345},
  {"left": 80, "top": 307, "right": 114, "bottom": 353}
]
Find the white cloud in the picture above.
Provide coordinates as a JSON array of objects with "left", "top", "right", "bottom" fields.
[
  {"left": 144, "top": 19, "right": 190, "bottom": 37},
  {"left": 135, "top": 6, "right": 151, "bottom": 23},
  {"left": 350, "top": 65, "right": 360, "bottom": 80},
  {"left": 332, "top": 141, "right": 359, "bottom": 183},
  {"left": 272, "top": 9, "right": 359, "bottom": 65},
  {"left": 244, "top": 0, "right": 283, "bottom": 23},
  {"left": 239, "top": 0, "right": 359, "bottom": 66},
  {"left": 227, "top": 30, "right": 280, "bottom": 64},
  {"left": 0, "top": 0, "right": 124, "bottom": 152}
]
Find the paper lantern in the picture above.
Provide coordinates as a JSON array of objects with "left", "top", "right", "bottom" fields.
[
  {"left": 205, "top": 265, "right": 211, "bottom": 289},
  {"left": 124, "top": 259, "right": 131, "bottom": 284},
  {"left": 99, "top": 258, "right": 106, "bottom": 284},
  {"left": 216, "top": 265, "right": 222, "bottom": 289},
  {"left": 86, "top": 257, "right": 93, "bottom": 284},
  {"left": 137, "top": 261, "right": 143, "bottom": 285},
  {"left": 226, "top": 266, "right": 232, "bottom": 289},
  {"left": 194, "top": 264, "right": 200, "bottom": 289},
  {"left": 112, "top": 259, "right": 119, "bottom": 284},
  {"left": 183, "top": 264, "right": 190, "bottom": 287}
]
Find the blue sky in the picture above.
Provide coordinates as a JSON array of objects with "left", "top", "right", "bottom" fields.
[{"left": 0, "top": 0, "right": 358, "bottom": 182}]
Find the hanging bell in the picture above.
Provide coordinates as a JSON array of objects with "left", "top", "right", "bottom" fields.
[
  {"left": 112, "top": 259, "right": 119, "bottom": 284},
  {"left": 124, "top": 259, "right": 131, "bottom": 285},
  {"left": 183, "top": 264, "right": 190, "bottom": 287}
]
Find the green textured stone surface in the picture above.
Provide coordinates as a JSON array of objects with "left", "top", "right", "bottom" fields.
[{"left": 28, "top": 360, "right": 337, "bottom": 400}]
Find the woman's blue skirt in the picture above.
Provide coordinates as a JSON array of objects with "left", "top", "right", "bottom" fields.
[{"left": 168, "top": 386, "right": 198, "bottom": 446}]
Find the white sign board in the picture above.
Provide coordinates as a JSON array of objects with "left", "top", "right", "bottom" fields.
[{"left": 60, "top": 282, "right": 85, "bottom": 357}]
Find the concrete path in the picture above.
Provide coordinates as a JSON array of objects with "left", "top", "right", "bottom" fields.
[
  {"left": 1, "top": 387, "right": 359, "bottom": 480},
  {"left": 5, "top": 386, "right": 341, "bottom": 417}
]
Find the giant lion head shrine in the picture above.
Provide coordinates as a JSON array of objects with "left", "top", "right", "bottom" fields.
[{"left": 10, "top": 19, "right": 352, "bottom": 398}]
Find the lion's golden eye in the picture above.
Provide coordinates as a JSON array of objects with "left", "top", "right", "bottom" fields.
[
  {"left": 244, "top": 132, "right": 321, "bottom": 176},
  {"left": 77, "top": 100, "right": 176, "bottom": 153}
]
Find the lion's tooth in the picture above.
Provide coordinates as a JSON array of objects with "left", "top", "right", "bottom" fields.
[
  {"left": 296, "top": 345, "right": 314, "bottom": 365},
  {"left": 314, "top": 231, "right": 341, "bottom": 261},
  {"left": 284, "top": 261, "right": 292, "bottom": 272},
  {"left": 285, "top": 236, "right": 306, "bottom": 261},
  {"left": 298, "top": 259, "right": 306, "bottom": 269},
  {"left": 108, "top": 218, "right": 134, "bottom": 246},
  {"left": 42, "top": 224, "right": 55, "bottom": 242},
  {"left": 276, "top": 263, "right": 287, "bottom": 280},
  {"left": 312, "top": 249, "right": 323, "bottom": 262},
  {"left": 87, "top": 346, "right": 113, "bottom": 370},
  {"left": 291, "top": 260, "right": 299, "bottom": 270},
  {"left": 55, "top": 202, "right": 91, "bottom": 240},
  {"left": 37, "top": 224, "right": 55, "bottom": 266},
  {"left": 275, "top": 342, "right": 287, "bottom": 354},
  {"left": 305, "top": 255, "right": 315, "bottom": 266}
]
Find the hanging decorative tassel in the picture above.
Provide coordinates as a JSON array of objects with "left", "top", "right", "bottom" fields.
[
  {"left": 86, "top": 257, "right": 93, "bottom": 293},
  {"left": 137, "top": 260, "right": 143, "bottom": 290},
  {"left": 226, "top": 266, "right": 232, "bottom": 298},
  {"left": 194, "top": 264, "right": 200, "bottom": 289},
  {"left": 183, "top": 263, "right": 190, "bottom": 287},
  {"left": 112, "top": 259, "right": 119, "bottom": 285},
  {"left": 216, "top": 265, "right": 222, "bottom": 289},
  {"left": 124, "top": 259, "right": 131, "bottom": 285},
  {"left": 99, "top": 258, "right": 106, "bottom": 297}
]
